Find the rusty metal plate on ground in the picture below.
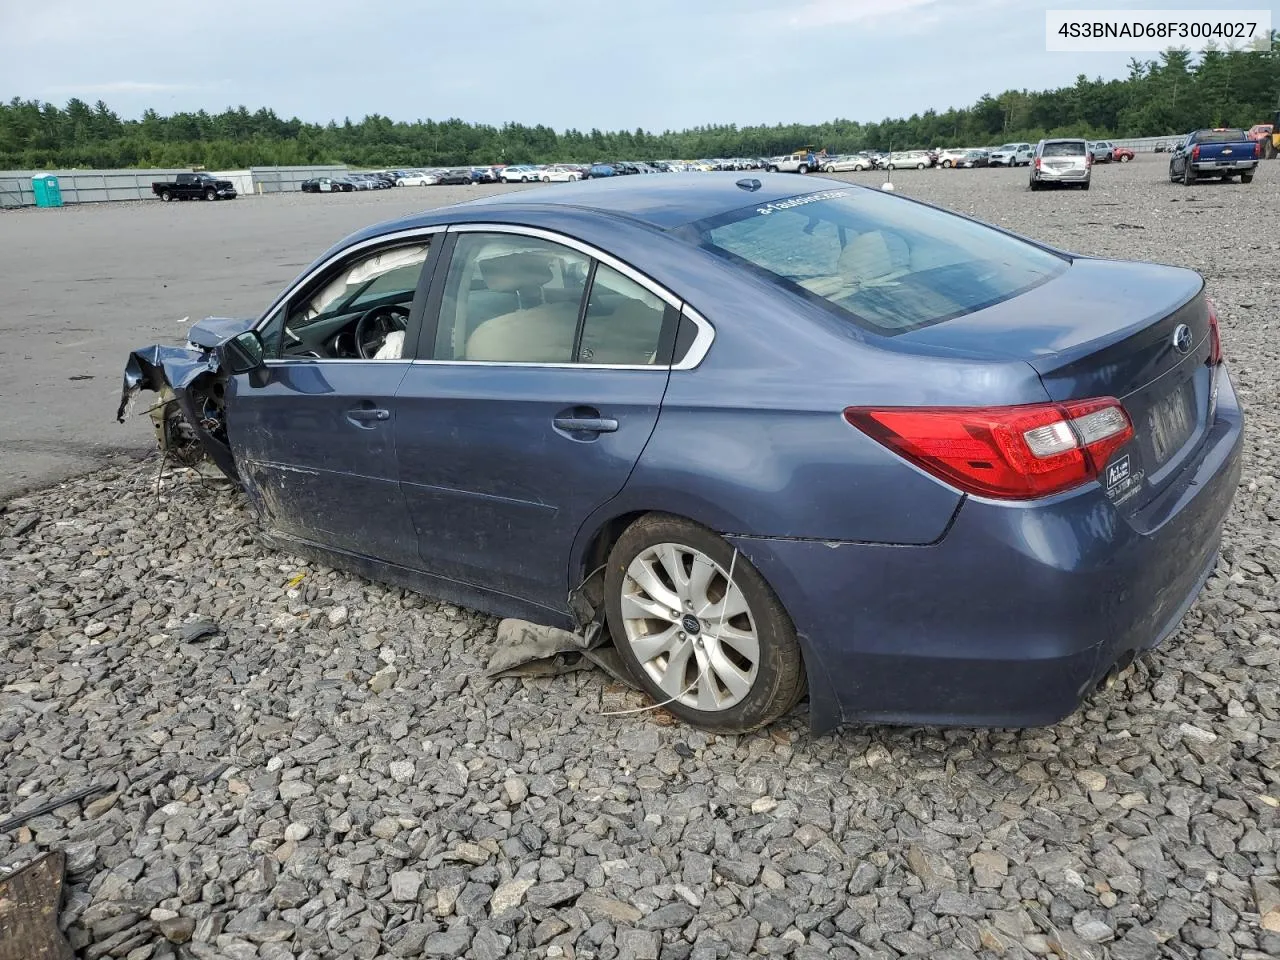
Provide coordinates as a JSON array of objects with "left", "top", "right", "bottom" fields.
[{"left": 0, "top": 852, "right": 73, "bottom": 960}]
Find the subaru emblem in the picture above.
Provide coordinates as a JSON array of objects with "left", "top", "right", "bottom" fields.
[{"left": 1172, "top": 323, "right": 1193, "bottom": 354}]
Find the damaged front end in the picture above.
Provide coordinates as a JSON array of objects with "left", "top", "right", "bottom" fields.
[{"left": 117, "top": 318, "right": 253, "bottom": 483}]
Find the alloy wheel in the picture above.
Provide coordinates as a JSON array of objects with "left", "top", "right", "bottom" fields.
[{"left": 619, "top": 542, "right": 759, "bottom": 712}]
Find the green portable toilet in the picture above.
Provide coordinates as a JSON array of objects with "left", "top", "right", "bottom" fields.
[{"left": 32, "top": 175, "right": 63, "bottom": 207}]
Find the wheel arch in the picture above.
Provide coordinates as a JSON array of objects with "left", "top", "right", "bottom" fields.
[{"left": 570, "top": 503, "right": 836, "bottom": 733}]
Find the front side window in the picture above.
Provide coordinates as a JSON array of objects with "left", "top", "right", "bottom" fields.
[
  {"left": 273, "top": 241, "right": 431, "bottom": 360},
  {"left": 687, "top": 188, "right": 1067, "bottom": 335}
]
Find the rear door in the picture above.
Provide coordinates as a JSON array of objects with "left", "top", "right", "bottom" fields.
[
  {"left": 227, "top": 228, "right": 441, "bottom": 565},
  {"left": 394, "top": 225, "right": 682, "bottom": 611}
]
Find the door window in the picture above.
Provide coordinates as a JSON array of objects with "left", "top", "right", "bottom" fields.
[
  {"left": 271, "top": 241, "right": 431, "bottom": 360},
  {"left": 578, "top": 264, "right": 668, "bottom": 365},
  {"left": 432, "top": 232, "right": 680, "bottom": 366},
  {"left": 434, "top": 233, "right": 591, "bottom": 362}
]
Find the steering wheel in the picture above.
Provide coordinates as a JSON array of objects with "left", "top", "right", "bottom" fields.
[{"left": 354, "top": 305, "right": 408, "bottom": 359}]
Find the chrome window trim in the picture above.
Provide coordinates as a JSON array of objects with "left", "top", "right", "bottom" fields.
[
  {"left": 253, "top": 225, "right": 447, "bottom": 331},
  {"left": 673, "top": 305, "right": 714, "bottom": 372},
  {"left": 410, "top": 359, "right": 664, "bottom": 371},
  {"left": 263, "top": 358, "right": 414, "bottom": 367},
  {"left": 444, "top": 223, "right": 716, "bottom": 370}
]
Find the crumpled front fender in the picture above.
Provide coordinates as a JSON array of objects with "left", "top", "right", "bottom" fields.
[{"left": 118, "top": 343, "right": 239, "bottom": 482}]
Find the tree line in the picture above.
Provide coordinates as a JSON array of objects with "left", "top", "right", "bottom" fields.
[{"left": 2, "top": 43, "right": 1277, "bottom": 171}]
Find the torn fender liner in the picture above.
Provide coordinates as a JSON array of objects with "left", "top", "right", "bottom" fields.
[
  {"left": 0, "top": 852, "right": 73, "bottom": 960},
  {"left": 485, "top": 619, "right": 638, "bottom": 689}
]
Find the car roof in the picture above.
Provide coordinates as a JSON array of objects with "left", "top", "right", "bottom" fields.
[{"left": 371, "top": 172, "right": 843, "bottom": 232}]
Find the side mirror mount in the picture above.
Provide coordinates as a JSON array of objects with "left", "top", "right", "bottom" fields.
[{"left": 218, "top": 330, "right": 267, "bottom": 381}]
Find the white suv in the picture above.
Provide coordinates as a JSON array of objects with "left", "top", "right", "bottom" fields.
[{"left": 990, "top": 143, "right": 1033, "bottom": 166}]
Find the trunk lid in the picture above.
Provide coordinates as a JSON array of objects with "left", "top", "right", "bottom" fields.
[{"left": 897, "top": 258, "right": 1214, "bottom": 511}]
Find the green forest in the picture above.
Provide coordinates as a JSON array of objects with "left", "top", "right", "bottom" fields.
[{"left": 2, "top": 43, "right": 1277, "bottom": 170}]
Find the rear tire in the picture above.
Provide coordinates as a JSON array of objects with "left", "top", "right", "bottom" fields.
[
  {"left": 1241, "top": 171, "right": 1254, "bottom": 184},
  {"left": 160, "top": 190, "right": 172, "bottom": 202},
  {"left": 604, "top": 513, "right": 806, "bottom": 733},
  {"left": 1183, "top": 164, "right": 1196, "bottom": 186},
  {"left": 1029, "top": 177, "right": 1041, "bottom": 191},
  {"left": 1081, "top": 181, "right": 1090, "bottom": 190}
]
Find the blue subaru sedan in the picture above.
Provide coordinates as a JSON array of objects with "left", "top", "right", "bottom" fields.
[{"left": 120, "top": 173, "right": 1243, "bottom": 734}]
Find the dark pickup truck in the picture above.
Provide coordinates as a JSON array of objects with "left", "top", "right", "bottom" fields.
[
  {"left": 1168, "top": 129, "right": 1260, "bottom": 185},
  {"left": 152, "top": 172, "right": 237, "bottom": 201}
]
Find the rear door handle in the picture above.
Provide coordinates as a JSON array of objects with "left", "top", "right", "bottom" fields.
[
  {"left": 346, "top": 407, "right": 390, "bottom": 424},
  {"left": 553, "top": 416, "right": 619, "bottom": 433}
]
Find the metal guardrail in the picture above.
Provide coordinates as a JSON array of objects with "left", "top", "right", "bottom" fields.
[{"left": 0, "top": 165, "right": 353, "bottom": 206}]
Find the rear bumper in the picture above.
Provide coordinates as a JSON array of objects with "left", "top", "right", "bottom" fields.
[
  {"left": 1037, "top": 169, "right": 1089, "bottom": 181},
  {"left": 1192, "top": 159, "right": 1258, "bottom": 172},
  {"left": 731, "top": 367, "right": 1244, "bottom": 734}
]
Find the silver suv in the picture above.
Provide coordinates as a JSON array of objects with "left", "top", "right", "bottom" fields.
[{"left": 1029, "top": 139, "right": 1091, "bottom": 191}]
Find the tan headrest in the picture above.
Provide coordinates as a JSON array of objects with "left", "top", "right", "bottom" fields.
[{"left": 478, "top": 253, "right": 554, "bottom": 293}]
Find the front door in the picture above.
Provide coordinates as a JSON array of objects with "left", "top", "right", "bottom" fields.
[
  {"left": 394, "top": 228, "right": 680, "bottom": 612},
  {"left": 227, "top": 232, "right": 439, "bottom": 565}
]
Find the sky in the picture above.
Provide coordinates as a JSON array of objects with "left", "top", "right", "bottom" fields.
[{"left": 1, "top": 0, "right": 1273, "bottom": 130}]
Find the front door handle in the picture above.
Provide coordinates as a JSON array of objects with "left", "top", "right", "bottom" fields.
[
  {"left": 346, "top": 407, "right": 390, "bottom": 424},
  {"left": 553, "top": 416, "right": 619, "bottom": 434}
]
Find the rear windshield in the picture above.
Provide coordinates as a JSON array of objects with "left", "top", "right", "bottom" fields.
[
  {"left": 1043, "top": 141, "right": 1086, "bottom": 157},
  {"left": 687, "top": 188, "right": 1067, "bottom": 335},
  {"left": 1194, "top": 129, "right": 1246, "bottom": 143}
]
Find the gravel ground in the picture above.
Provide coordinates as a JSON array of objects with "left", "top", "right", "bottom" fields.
[{"left": 2, "top": 157, "right": 1279, "bottom": 960}]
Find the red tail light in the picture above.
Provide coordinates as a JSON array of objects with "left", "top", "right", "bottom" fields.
[
  {"left": 1191, "top": 144, "right": 1200, "bottom": 161},
  {"left": 1206, "top": 299, "right": 1223, "bottom": 365},
  {"left": 1256, "top": 140, "right": 1263, "bottom": 158},
  {"left": 844, "top": 399, "right": 1133, "bottom": 500},
  {"left": 1085, "top": 153, "right": 1093, "bottom": 168},
  {"left": 1034, "top": 157, "right": 1041, "bottom": 170}
]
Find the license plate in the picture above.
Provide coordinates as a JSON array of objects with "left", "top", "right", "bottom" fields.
[{"left": 1148, "top": 383, "right": 1195, "bottom": 466}]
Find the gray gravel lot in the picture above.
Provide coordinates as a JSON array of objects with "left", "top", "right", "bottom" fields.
[{"left": 2, "top": 157, "right": 1280, "bottom": 960}]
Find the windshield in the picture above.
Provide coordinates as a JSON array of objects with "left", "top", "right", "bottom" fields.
[
  {"left": 1043, "top": 141, "right": 1086, "bottom": 157},
  {"left": 688, "top": 189, "right": 1066, "bottom": 335}
]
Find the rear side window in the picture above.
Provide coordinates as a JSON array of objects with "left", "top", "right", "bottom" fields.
[
  {"left": 1043, "top": 141, "right": 1086, "bottom": 157},
  {"left": 688, "top": 188, "right": 1067, "bottom": 335}
]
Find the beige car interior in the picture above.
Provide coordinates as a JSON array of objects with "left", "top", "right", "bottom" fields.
[{"left": 442, "top": 240, "right": 666, "bottom": 365}]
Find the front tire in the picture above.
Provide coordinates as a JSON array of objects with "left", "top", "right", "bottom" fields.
[
  {"left": 1119, "top": 154, "right": 1131, "bottom": 163},
  {"left": 916, "top": 162, "right": 925, "bottom": 169},
  {"left": 824, "top": 165, "right": 835, "bottom": 173},
  {"left": 204, "top": 188, "right": 216, "bottom": 201},
  {"left": 604, "top": 514, "right": 806, "bottom": 733},
  {"left": 941, "top": 159, "right": 952, "bottom": 168},
  {"left": 798, "top": 164, "right": 809, "bottom": 174}
]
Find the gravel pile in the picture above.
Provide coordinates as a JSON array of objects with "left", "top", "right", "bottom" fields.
[{"left": 2, "top": 158, "right": 1278, "bottom": 960}]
